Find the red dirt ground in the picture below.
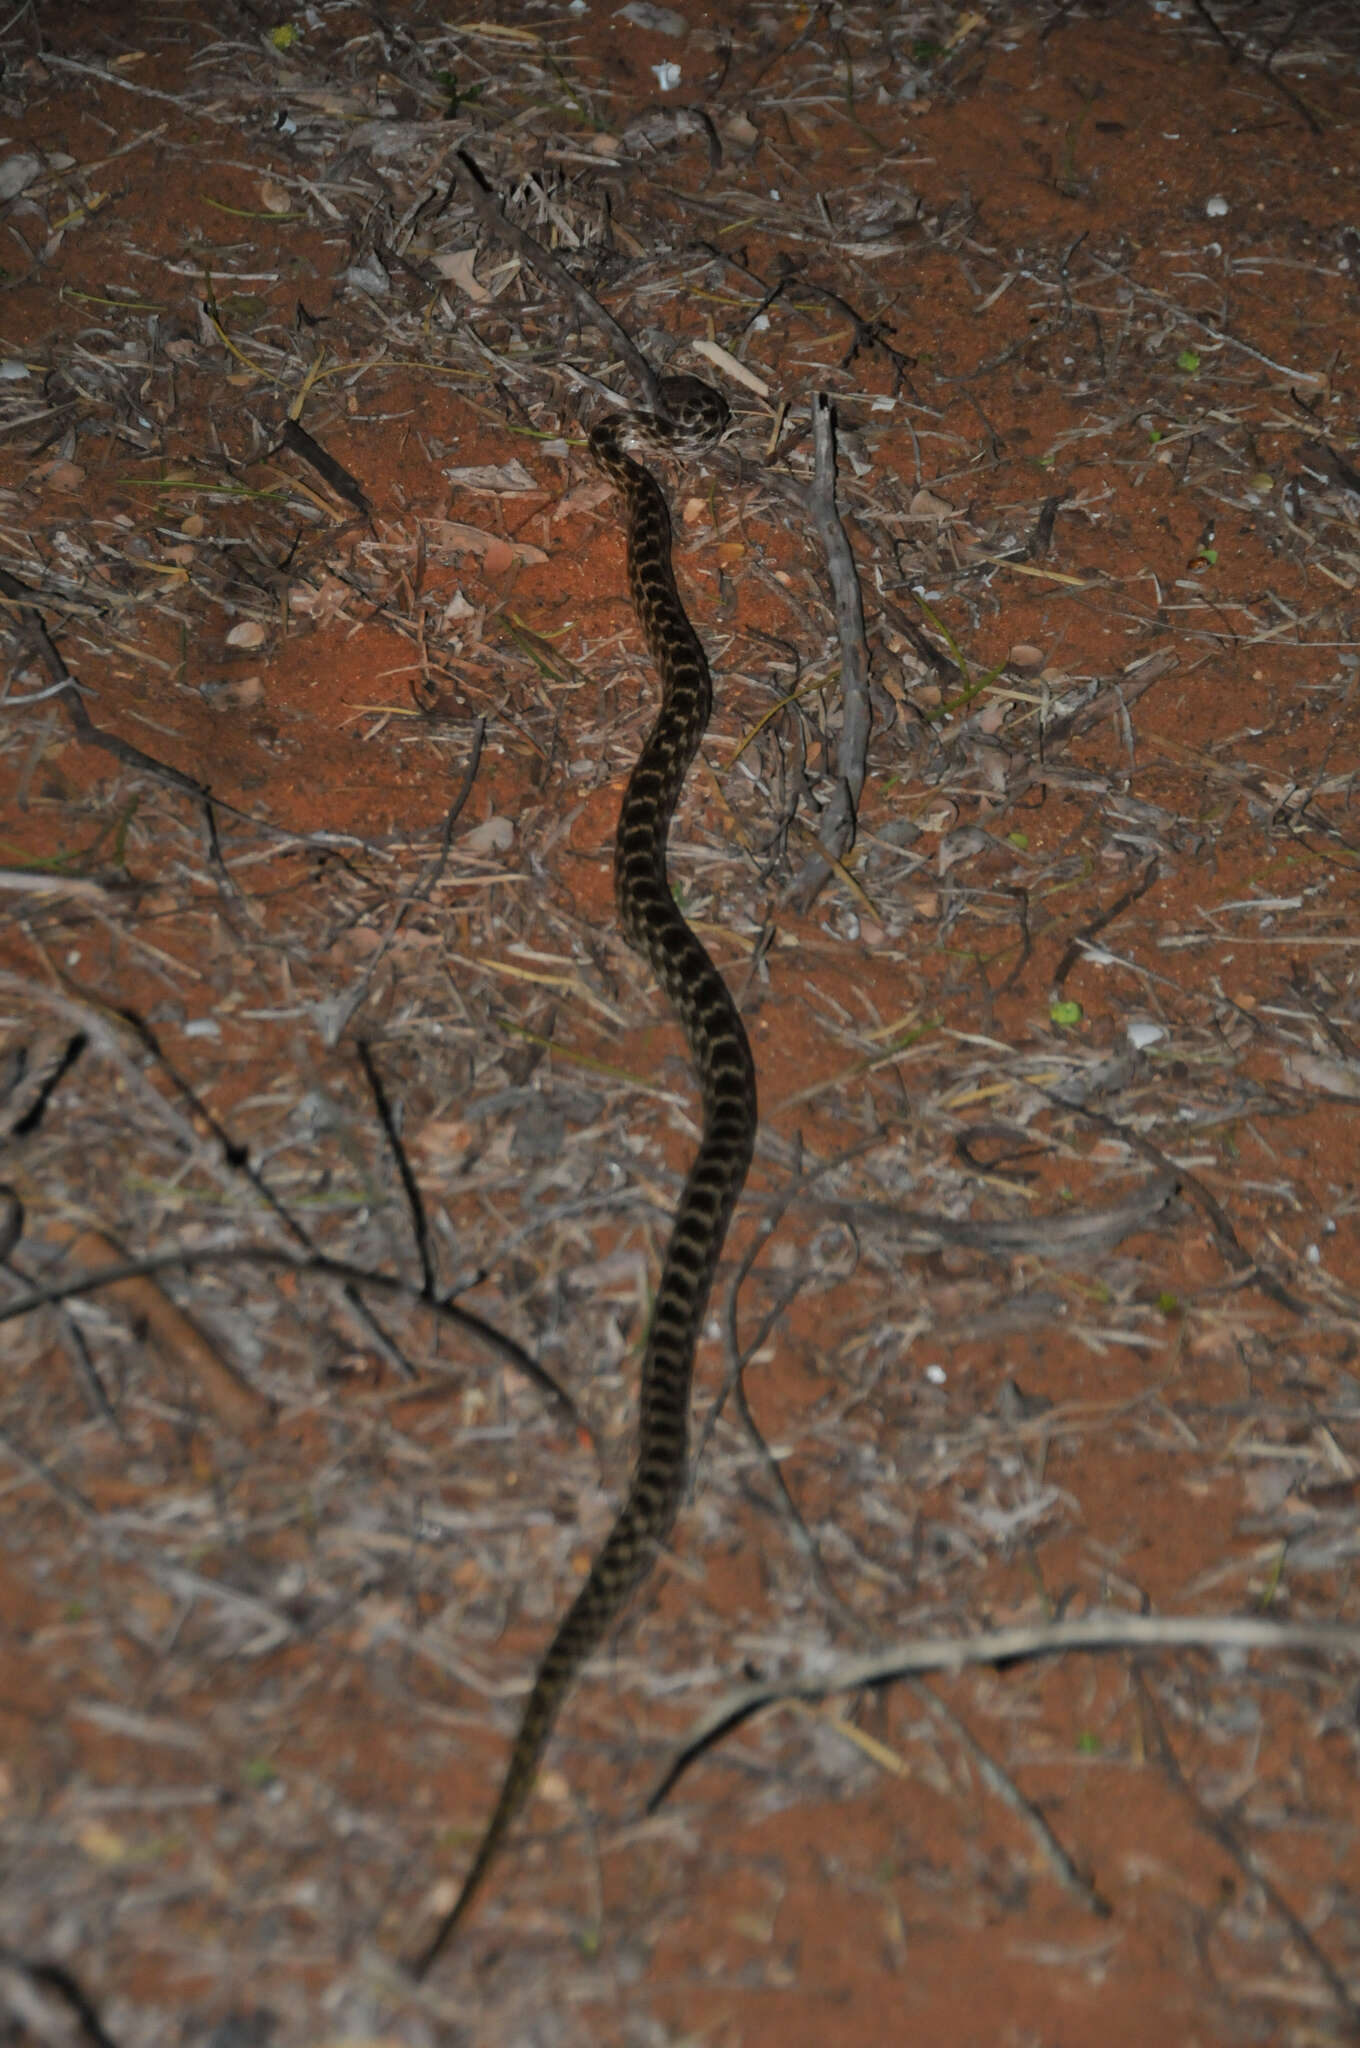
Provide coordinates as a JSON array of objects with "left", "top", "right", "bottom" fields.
[{"left": 2, "top": 3, "right": 1360, "bottom": 2045}]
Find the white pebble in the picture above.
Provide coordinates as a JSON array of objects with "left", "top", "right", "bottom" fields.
[{"left": 1126, "top": 1018, "right": 1168, "bottom": 1051}]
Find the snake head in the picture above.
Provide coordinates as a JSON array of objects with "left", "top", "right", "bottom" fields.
[{"left": 650, "top": 375, "right": 731, "bottom": 449}]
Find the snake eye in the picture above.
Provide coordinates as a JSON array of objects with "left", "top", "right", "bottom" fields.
[{"left": 431, "top": 373, "right": 753, "bottom": 1964}]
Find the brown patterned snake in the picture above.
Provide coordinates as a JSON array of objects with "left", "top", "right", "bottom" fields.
[{"left": 412, "top": 376, "right": 757, "bottom": 1971}]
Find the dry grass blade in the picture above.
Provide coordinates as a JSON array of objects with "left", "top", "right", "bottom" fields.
[{"left": 3, "top": 1, "right": 1360, "bottom": 2041}]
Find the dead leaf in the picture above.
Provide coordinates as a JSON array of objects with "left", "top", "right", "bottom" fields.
[
  {"left": 620, "top": 2, "right": 686, "bottom": 31},
  {"left": 423, "top": 519, "right": 546, "bottom": 567},
  {"left": 914, "top": 799, "right": 957, "bottom": 835},
  {"left": 1281, "top": 1052, "right": 1360, "bottom": 1101},
  {"left": 481, "top": 536, "right": 520, "bottom": 577},
  {"left": 77, "top": 1822, "right": 129, "bottom": 1865},
  {"left": 29, "top": 458, "right": 86, "bottom": 493},
  {"left": 909, "top": 487, "right": 956, "bottom": 522},
  {"left": 0, "top": 154, "right": 41, "bottom": 202},
  {"left": 442, "top": 458, "right": 538, "bottom": 493},
  {"left": 430, "top": 246, "right": 492, "bottom": 301},
  {"left": 461, "top": 814, "right": 514, "bottom": 855},
  {"left": 289, "top": 573, "right": 355, "bottom": 622}
]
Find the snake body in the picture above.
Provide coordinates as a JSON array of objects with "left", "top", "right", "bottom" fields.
[{"left": 414, "top": 377, "right": 757, "bottom": 1970}]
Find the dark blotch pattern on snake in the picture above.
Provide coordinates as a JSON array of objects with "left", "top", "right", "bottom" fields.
[{"left": 413, "top": 377, "right": 757, "bottom": 1971}]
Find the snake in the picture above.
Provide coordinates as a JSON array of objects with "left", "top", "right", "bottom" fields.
[{"left": 412, "top": 376, "right": 758, "bottom": 1972}]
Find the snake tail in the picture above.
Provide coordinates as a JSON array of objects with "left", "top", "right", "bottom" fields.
[{"left": 412, "top": 382, "right": 755, "bottom": 1974}]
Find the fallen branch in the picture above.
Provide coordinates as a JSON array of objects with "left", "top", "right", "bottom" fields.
[
  {"left": 649, "top": 1610, "right": 1360, "bottom": 1810},
  {"left": 788, "top": 393, "right": 872, "bottom": 909}
]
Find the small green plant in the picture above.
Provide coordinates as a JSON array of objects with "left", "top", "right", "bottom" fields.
[
  {"left": 911, "top": 592, "right": 1005, "bottom": 723},
  {"left": 436, "top": 69, "right": 481, "bottom": 116}
]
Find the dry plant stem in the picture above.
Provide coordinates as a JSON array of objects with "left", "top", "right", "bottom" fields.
[
  {"left": 356, "top": 1039, "right": 436, "bottom": 1302},
  {"left": 449, "top": 149, "right": 662, "bottom": 411},
  {"left": 907, "top": 1679, "right": 1111, "bottom": 1916},
  {"left": 444, "top": 157, "right": 874, "bottom": 930},
  {"left": 1131, "top": 1668, "right": 1359, "bottom": 2030},
  {"left": 0, "top": 1945, "right": 122, "bottom": 2048},
  {"left": 1053, "top": 1101, "right": 1309, "bottom": 1317},
  {"left": 790, "top": 394, "right": 872, "bottom": 910},
  {"left": 1187, "top": 0, "right": 1324, "bottom": 135},
  {"left": 1008, "top": 649, "right": 1179, "bottom": 771},
  {"left": 699, "top": 1138, "right": 891, "bottom": 1637},
  {"left": 0, "top": 568, "right": 209, "bottom": 806},
  {"left": 0, "top": 569, "right": 378, "bottom": 854},
  {"left": 0, "top": 1240, "right": 582, "bottom": 1433},
  {"left": 278, "top": 417, "right": 373, "bottom": 522},
  {"left": 814, "top": 1167, "right": 1178, "bottom": 1259},
  {"left": 699, "top": 1130, "right": 887, "bottom": 1463},
  {"left": 46, "top": 1222, "right": 270, "bottom": 1430},
  {"left": 1050, "top": 855, "right": 1160, "bottom": 992},
  {"left": 0, "top": 1422, "right": 97, "bottom": 1520},
  {"left": 323, "top": 716, "right": 486, "bottom": 1042},
  {"left": 728, "top": 1354, "right": 861, "bottom": 1636},
  {"left": 5, "top": 15, "right": 1358, "bottom": 2034},
  {"left": 115, "top": 1007, "right": 423, "bottom": 1385},
  {"left": 649, "top": 1613, "right": 1360, "bottom": 1812}
]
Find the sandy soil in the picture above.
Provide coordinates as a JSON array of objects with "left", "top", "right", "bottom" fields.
[{"left": 2, "top": 3, "right": 1359, "bottom": 2044}]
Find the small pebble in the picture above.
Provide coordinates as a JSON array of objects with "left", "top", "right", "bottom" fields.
[{"left": 1126, "top": 1018, "right": 1167, "bottom": 1050}]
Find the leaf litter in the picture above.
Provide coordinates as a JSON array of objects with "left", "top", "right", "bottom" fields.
[{"left": 1, "top": 2, "right": 1360, "bottom": 2043}]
